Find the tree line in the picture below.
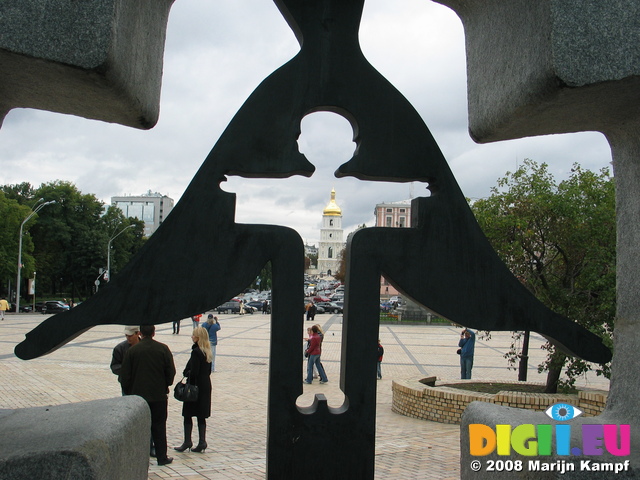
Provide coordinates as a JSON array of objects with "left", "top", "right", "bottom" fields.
[{"left": 1, "top": 181, "right": 145, "bottom": 304}]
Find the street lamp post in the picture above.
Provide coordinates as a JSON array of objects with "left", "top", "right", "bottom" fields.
[
  {"left": 16, "top": 199, "right": 55, "bottom": 314},
  {"left": 107, "top": 224, "right": 135, "bottom": 283}
]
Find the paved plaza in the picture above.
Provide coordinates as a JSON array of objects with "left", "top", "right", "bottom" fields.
[{"left": 0, "top": 312, "right": 609, "bottom": 479}]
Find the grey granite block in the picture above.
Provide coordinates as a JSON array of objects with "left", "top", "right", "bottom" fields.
[
  {"left": 0, "top": 396, "right": 151, "bottom": 480},
  {"left": 434, "top": 0, "right": 640, "bottom": 141},
  {"left": 0, "top": 0, "right": 174, "bottom": 129}
]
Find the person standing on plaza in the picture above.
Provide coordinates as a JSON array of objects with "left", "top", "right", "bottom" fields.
[
  {"left": 121, "top": 324, "right": 176, "bottom": 466},
  {"left": 458, "top": 328, "right": 476, "bottom": 379},
  {"left": 377, "top": 339, "right": 384, "bottom": 380},
  {"left": 304, "top": 327, "right": 318, "bottom": 378},
  {"left": 110, "top": 326, "right": 140, "bottom": 394},
  {"left": 172, "top": 318, "right": 181, "bottom": 334},
  {"left": 191, "top": 313, "right": 202, "bottom": 329},
  {"left": 0, "top": 297, "right": 9, "bottom": 320},
  {"left": 305, "top": 301, "right": 313, "bottom": 321},
  {"left": 203, "top": 314, "right": 221, "bottom": 372},
  {"left": 304, "top": 325, "right": 328, "bottom": 385},
  {"left": 174, "top": 326, "right": 212, "bottom": 454}
]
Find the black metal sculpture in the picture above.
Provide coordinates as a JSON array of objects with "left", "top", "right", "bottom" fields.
[{"left": 15, "top": 0, "right": 611, "bottom": 478}]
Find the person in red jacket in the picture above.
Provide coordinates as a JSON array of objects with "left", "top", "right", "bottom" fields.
[
  {"left": 377, "top": 339, "right": 384, "bottom": 380},
  {"left": 303, "top": 325, "right": 328, "bottom": 384}
]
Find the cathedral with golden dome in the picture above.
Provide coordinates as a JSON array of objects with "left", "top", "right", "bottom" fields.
[{"left": 317, "top": 188, "right": 345, "bottom": 276}]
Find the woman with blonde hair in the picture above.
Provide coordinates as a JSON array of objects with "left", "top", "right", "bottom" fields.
[{"left": 174, "top": 327, "right": 212, "bottom": 453}]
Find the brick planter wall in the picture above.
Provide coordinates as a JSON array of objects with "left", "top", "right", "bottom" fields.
[{"left": 391, "top": 378, "right": 607, "bottom": 425}]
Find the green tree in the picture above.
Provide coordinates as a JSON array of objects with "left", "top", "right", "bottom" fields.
[
  {"left": 0, "top": 191, "right": 36, "bottom": 296},
  {"left": 334, "top": 248, "right": 346, "bottom": 283},
  {"left": 28, "top": 181, "right": 107, "bottom": 300},
  {"left": 1, "top": 182, "right": 35, "bottom": 205},
  {"left": 471, "top": 159, "right": 615, "bottom": 392},
  {"left": 2, "top": 181, "right": 146, "bottom": 302}
]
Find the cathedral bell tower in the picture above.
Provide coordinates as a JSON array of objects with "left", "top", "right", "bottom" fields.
[{"left": 318, "top": 188, "right": 344, "bottom": 276}]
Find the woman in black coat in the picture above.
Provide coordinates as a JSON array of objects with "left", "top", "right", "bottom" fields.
[{"left": 174, "top": 326, "right": 212, "bottom": 453}]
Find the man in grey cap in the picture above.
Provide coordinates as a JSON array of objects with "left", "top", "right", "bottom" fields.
[{"left": 111, "top": 325, "right": 141, "bottom": 392}]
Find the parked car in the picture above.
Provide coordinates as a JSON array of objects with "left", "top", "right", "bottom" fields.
[
  {"left": 38, "top": 301, "right": 70, "bottom": 314},
  {"left": 247, "top": 301, "right": 270, "bottom": 313},
  {"left": 216, "top": 301, "right": 254, "bottom": 314},
  {"left": 8, "top": 303, "right": 33, "bottom": 313},
  {"left": 315, "top": 301, "right": 343, "bottom": 314}
]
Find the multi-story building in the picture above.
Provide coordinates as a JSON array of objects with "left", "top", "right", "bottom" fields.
[
  {"left": 111, "top": 191, "right": 174, "bottom": 237},
  {"left": 374, "top": 200, "right": 412, "bottom": 229},
  {"left": 375, "top": 199, "right": 412, "bottom": 297},
  {"left": 304, "top": 244, "right": 318, "bottom": 257},
  {"left": 317, "top": 189, "right": 345, "bottom": 277}
]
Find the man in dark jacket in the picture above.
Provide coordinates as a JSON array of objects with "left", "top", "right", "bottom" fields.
[{"left": 121, "top": 324, "right": 176, "bottom": 466}]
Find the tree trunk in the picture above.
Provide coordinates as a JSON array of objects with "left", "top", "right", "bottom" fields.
[{"left": 544, "top": 351, "right": 566, "bottom": 393}]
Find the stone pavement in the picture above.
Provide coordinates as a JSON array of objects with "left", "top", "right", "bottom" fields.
[{"left": 0, "top": 312, "right": 609, "bottom": 479}]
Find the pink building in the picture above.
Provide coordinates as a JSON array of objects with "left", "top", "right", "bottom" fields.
[
  {"left": 374, "top": 200, "right": 411, "bottom": 229},
  {"left": 374, "top": 200, "right": 411, "bottom": 298}
]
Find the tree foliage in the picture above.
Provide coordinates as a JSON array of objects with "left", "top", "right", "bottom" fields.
[
  {"left": 248, "top": 262, "right": 272, "bottom": 292},
  {"left": 1, "top": 181, "right": 145, "bottom": 302},
  {"left": 0, "top": 191, "right": 35, "bottom": 285},
  {"left": 471, "top": 159, "right": 615, "bottom": 392}
]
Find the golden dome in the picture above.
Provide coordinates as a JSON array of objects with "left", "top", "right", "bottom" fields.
[{"left": 323, "top": 188, "right": 342, "bottom": 216}]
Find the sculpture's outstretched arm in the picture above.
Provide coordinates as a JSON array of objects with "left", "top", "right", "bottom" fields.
[
  {"left": 345, "top": 195, "right": 612, "bottom": 365},
  {"left": 14, "top": 181, "right": 301, "bottom": 359}
]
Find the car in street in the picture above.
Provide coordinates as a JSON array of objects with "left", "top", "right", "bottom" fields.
[
  {"left": 9, "top": 303, "right": 33, "bottom": 313},
  {"left": 315, "top": 301, "right": 343, "bottom": 314},
  {"left": 216, "top": 301, "right": 254, "bottom": 314},
  {"left": 35, "top": 301, "right": 70, "bottom": 314}
]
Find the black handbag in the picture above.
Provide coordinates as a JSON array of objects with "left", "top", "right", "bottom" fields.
[{"left": 173, "top": 376, "right": 199, "bottom": 402}]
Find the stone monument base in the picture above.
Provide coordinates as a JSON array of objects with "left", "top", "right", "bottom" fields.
[{"left": 0, "top": 396, "right": 150, "bottom": 480}]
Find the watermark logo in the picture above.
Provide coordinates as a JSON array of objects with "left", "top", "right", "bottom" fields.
[
  {"left": 545, "top": 403, "right": 582, "bottom": 422},
  {"left": 467, "top": 403, "right": 631, "bottom": 474}
]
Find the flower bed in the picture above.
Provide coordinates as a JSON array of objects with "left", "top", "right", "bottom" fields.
[{"left": 391, "top": 377, "right": 607, "bottom": 425}]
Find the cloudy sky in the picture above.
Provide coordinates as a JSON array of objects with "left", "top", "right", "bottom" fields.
[{"left": 0, "top": 0, "right": 612, "bottom": 245}]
